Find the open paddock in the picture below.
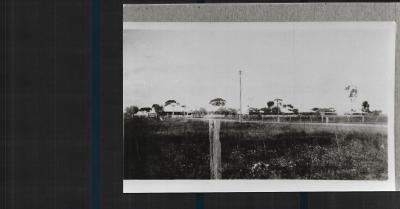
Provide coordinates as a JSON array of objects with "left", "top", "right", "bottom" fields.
[{"left": 124, "top": 117, "right": 387, "bottom": 180}]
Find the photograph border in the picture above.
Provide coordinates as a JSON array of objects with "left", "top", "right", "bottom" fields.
[{"left": 122, "top": 3, "right": 399, "bottom": 192}]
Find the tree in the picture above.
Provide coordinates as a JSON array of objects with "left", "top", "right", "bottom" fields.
[
  {"left": 192, "top": 107, "right": 208, "bottom": 117},
  {"left": 124, "top": 105, "right": 139, "bottom": 119},
  {"left": 199, "top": 107, "right": 208, "bottom": 115},
  {"left": 285, "top": 104, "right": 298, "bottom": 115},
  {"left": 271, "top": 106, "right": 281, "bottom": 115},
  {"left": 227, "top": 108, "right": 238, "bottom": 116},
  {"left": 311, "top": 107, "right": 320, "bottom": 112},
  {"left": 165, "top": 100, "right": 177, "bottom": 106},
  {"left": 209, "top": 98, "right": 226, "bottom": 107},
  {"left": 139, "top": 107, "right": 152, "bottom": 112},
  {"left": 362, "top": 101, "right": 370, "bottom": 113},
  {"left": 152, "top": 104, "right": 164, "bottom": 115},
  {"left": 260, "top": 107, "right": 272, "bottom": 115},
  {"left": 214, "top": 107, "right": 228, "bottom": 115},
  {"left": 267, "top": 101, "right": 274, "bottom": 108}
]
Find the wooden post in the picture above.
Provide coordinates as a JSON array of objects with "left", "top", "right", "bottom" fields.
[{"left": 209, "top": 119, "right": 222, "bottom": 179}]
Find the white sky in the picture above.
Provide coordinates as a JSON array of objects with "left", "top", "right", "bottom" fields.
[{"left": 123, "top": 22, "right": 395, "bottom": 114}]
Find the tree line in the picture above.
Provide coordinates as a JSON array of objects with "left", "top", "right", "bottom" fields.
[{"left": 124, "top": 97, "right": 382, "bottom": 119}]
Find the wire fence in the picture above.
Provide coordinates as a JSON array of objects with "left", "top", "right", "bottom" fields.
[{"left": 189, "top": 114, "right": 387, "bottom": 124}]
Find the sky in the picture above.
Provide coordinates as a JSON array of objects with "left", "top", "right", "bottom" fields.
[{"left": 123, "top": 22, "right": 395, "bottom": 114}]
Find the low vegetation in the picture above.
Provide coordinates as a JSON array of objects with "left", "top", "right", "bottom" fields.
[{"left": 124, "top": 118, "right": 387, "bottom": 180}]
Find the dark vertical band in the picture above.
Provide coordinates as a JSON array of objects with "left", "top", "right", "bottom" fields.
[
  {"left": 300, "top": 192, "right": 309, "bottom": 209},
  {"left": 196, "top": 193, "right": 204, "bottom": 209},
  {"left": 91, "top": 0, "right": 101, "bottom": 208}
]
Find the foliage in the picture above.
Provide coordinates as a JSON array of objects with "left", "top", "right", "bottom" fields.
[
  {"left": 362, "top": 101, "right": 371, "bottom": 113},
  {"left": 214, "top": 107, "right": 237, "bottom": 116},
  {"left": 227, "top": 108, "right": 238, "bottom": 115},
  {"left": 124, "top": 105, "right": 139, "bottom": 119},
  {"left": 139, "top": 107, "right": 152, "bottom": 112},
  {"left": 271, "top": 106, "right": 281, "bottom": 114},
  {"left": 199, "top": 107, "right": 208, "bottom": 115},
  {"left": 311, "top": 107, "right": 319, "bottom": 112},
  {"left": 152, "top": 104, "right": 164, "bottom": 115},
  {"left": 267, "top": 101, "right": 274, "bottom": 108},
  {"left": 192, "top": 107, "right": 208, "bottom": 116},
  {"left": 209, "top": 98, "right": 226, "bottom": 107},
  {"left": 260, "top": 107, "right": 272, "bottom": 115},
  {"left": 165, "top": 100, "right": 177, "bottom": 106}
]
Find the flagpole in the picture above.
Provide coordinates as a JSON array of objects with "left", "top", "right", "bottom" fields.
[{"left": 239, "top": 70, "right": 242, "bottom": 122}]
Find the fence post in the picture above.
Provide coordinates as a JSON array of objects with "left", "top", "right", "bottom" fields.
[{"left": 209, "top": 119, "right": 222, "bottom": 179}]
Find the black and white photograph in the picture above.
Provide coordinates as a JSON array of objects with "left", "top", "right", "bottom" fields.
[{"left": 123, "top": 20, "right": 395, "bottom": 192}]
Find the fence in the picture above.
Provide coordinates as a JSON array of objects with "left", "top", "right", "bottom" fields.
[{"left": 199, "top": 114, "right": 387, "bottom": 124}]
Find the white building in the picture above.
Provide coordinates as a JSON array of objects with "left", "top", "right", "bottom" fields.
[{"left": 164, "top": 103, "right": 188, "bottom": 116}]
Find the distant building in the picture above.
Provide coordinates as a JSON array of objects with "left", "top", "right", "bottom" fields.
[
  {"left": 314, "top": 107, "right": 337, "bottom": 116},
  {"left": 136, "top": 110, "right": 149, "bottom": 117},
  {"left": 280, "top": 105, "right": 293, "bottom": 115},
  {"left": 163, "top": 102, "right": 188, "bottom": 117}
]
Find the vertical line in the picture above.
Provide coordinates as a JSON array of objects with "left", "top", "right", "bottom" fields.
[
  {"left": 240, "top": 71, "right": 242, "bottom": 115},
  {"left": 299, "top": 192, "right": 309, "bottom": 209},
  {"left": 193, "top": 6, "right": 207, "bottom": 207},
  {"left": 3, "top": 0, "right": 7, "bottom": 207},
  {"left": 91, "top": 0, "right": 101, "bottom": 207},
  {"left": 196, "top": 193, "right": 204, "bottom": 209},
  {"left": 53, "top": 0, "right": 57, "bottom": 207}
]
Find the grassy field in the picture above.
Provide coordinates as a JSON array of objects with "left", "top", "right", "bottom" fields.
[{"left": 124, "top": 117, "right": 387, "bottom": 180}]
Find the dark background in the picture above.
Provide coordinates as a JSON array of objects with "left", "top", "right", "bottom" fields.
[{"left": 2, "top": 0, "right": 400, "bottom": 209}]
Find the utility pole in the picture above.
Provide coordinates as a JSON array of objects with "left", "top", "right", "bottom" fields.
[{"left": 239, "top": 70, "right": 243, "bottom": 122}]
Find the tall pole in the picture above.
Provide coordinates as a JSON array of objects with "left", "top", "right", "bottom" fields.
[{"left": 239, "top": 70, "right": 243, "bottom": 122}]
